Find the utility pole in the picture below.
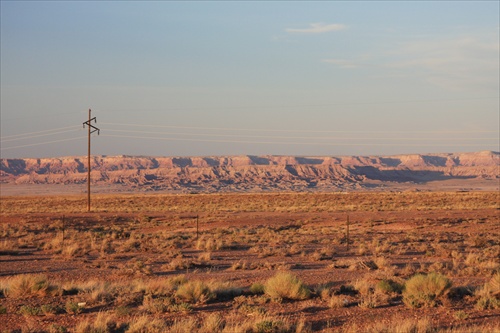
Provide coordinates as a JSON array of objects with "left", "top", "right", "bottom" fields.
[{"left": 83, "top": 109, "right": 100, "bottom": 212}]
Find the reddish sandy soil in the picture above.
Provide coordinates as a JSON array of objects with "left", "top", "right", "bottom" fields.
[{"left": 0, "top": 192, "right": 499, "bottom": 332}]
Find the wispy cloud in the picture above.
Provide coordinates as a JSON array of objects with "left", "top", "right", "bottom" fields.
[
  {"left": 387, "top": 35, "right": 499, "bottom": 91},
  {"left": 286, "top": 23, "right": 347, "bottom": 34}
]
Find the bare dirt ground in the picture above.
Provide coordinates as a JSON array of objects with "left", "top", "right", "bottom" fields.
[{"left": 0, "top": 192, "right": 499, "bottom": 332}]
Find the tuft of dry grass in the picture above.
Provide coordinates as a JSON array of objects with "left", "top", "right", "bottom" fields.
[
  {"left": 126, "top": 315, "right": 167, "bottom": 333},
  {"left": 3, "top": 274, "right": 61, "bottom": 298},
  {"left": 264, "top": 271, "right": 310, "bottom": 301},
  {"left": 475, "top": 272, "right": 500, "bottom": 310},
  {"left": 175, "top": 280, "right": 215, "bottom": 304},
  {"left": 74, "top": 312, "right": 118, "bottom": 333},
  {"left": 403, "top": 272, "right": 452, "bottom": 308}
]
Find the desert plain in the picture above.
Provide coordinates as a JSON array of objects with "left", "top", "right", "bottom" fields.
[{"left": 0, "top": 152, "right": 499, "bottom": 332}]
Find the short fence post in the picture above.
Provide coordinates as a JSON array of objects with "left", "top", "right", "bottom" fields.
[{"left": 346, "top": 215, "right": 350, "bottom": 251}]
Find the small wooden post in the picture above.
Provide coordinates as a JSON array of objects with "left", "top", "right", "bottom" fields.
[
  {"left": 346, "top": 215, "right": 350, "bottom": 251},
  {"left": 180, "top": 215, "right": 199, "bottom": 240},
  {"left": 61, "top": 215, "right": 65, "bottom": 245},
  {"left": 196, "top": 215, "right": 199, "bottom": 240}
]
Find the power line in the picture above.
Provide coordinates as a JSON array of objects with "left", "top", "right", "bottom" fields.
[
  {"left": 1, "top": 110, "right": 86, "bottom": 121},
  {"left": 101, "top": 134, "right": 499, "bottom": 147},
  {"left": 103, "top": 128, "right": 497, "bottom": 141},
  {"left": 1, "top": 128, "right": 81, "bottom": 143},
  {"left": 0, "top": 125, "right": 81, "bottom": 140},
  {"left": 101, "top": 122, "right": 498, "bottom": 134},
  {"left": 0, "top": 136, "right": 86, "bottom": 150}
]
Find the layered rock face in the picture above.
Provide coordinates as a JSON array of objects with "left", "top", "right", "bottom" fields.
[{"left": 1, "top": 151, "right": 498, "bottom": 192}]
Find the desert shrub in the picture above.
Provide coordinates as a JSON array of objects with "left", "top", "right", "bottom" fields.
[
  {"left": 355, "top": 316, "right": 434, "bottom": 333},
  {"left": 75, "top": 280, "right": 121, "bottom": 305},
  {"left": 376, "top": 279, "right": 403, "bottom": 294},
  {"left": 126, "top": 315, "right": 167, "bottom": 333},
  {"left": 74, "top": 312, "right": 118, "bottom": 333},
  {"left": 250, "top": 282, "right": 265, "bottom": 295},
  {"left": 373, "top": 256, "right": 390, "bottom": 270},
  {"left": 19, "top": 305, "right": 41, "bottom": 316},
  {"left": 254, "top": 317, "right": 291, "bottom": 333},
  {"left": 168, "top": 317, "right": 198, "bottom": 333},
  {"left": 48, "top": 324, "right": 68, "bottom": 333},
  {"left": 61, "top": 243, "right": 85, "bottom": 258},
  {"left": 0, "top": 304, "right": 7, "bottom": 314},
  {"left": 453, "top": 310, "right": 469, "bottom": 320},
  {"left": 264, "top": 271, "right": 310, "bottom": 301},
  {"left": 237, "top": 303, "right": 267, "bottom": 316},
  {"left": 328, "top": 295, "right": 347, "bottom": 308},
  {"left": 65, "top": 301, "right": 83, "bottom": 314},
  {"left": 199, "top": 313, "right": 224, "bottom": 333},
  {"left": 4, "top": 274, "right": 60, "bottom": 298},
  {"left": 358, "top": 292, "right": 380, "bottom": 309},
  {"left": 40, "top": 304, "right": 59, "bottom": 316},
  {"left": 315, "top": 284, "right": 332, "bottom": 300},
  {"left": 168, "top": 302, "right": 192, "bottom": 313},
  {"left": 403, "top": 272, "right": 452, "bottom": 308},
  {"left": 136, "top": 275, "right": 187, "bottom": 296},
  {"left": 353, "top": 278, "right": 375, "bottom": 295},
  {"left": 476, "top": 295, "right": 500, "bottom": 310},
  {"left": 198, "top": 251, "right": 211, "bottom": 263},
  {"left": 474, "top": 272, "right": 500, "bottom": 310},
  {"left": 142, "top": 295, "right": 172, "bottom": 313},
  {"left": 168, "top": 257, "right": 194, "bottom": 270},
  {"left": 488, "top": 272, "right": 500, "bottom": 295},
  {"left": 175, "top": 280, "right": 214, "bottom": 304}
]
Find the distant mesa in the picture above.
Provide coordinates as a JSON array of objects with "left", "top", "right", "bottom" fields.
[{"left": 1, "top": 151, "right": 498, "bottom": 193}]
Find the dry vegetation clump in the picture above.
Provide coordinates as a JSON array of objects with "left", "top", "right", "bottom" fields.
[
  {"left": 403, "top": 272, "right": 452, "bottom": 308},
  {"left": 126, "top": 315, "right": 167, "bottom": 333},
  {"left": 3, "top": 274, "right": 61, "bottom": 298},
  {"left": 474, "top": 272, "right": 500, "bottom": 310},
  {"left": 264, "top": 271, "right": 310, "bottom": 301},
  {"left": 175, "top": 280, "right": 215, "bottom": 304},
  {"left": 74, "top": 311, "right": 122, "bottom": 333}
]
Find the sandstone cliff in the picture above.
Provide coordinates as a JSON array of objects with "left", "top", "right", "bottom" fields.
[{"left": 1, "top": 151, "right": 498, "bottom": 192}]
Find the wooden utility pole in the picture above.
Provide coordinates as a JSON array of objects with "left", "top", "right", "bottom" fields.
[{"left": 83, "top": 109, "right": 99, "bottom": 212}]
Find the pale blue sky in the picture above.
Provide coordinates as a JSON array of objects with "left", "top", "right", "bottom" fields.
[{"left": 1, "top": 1, "right": 499, "bottom": 158}]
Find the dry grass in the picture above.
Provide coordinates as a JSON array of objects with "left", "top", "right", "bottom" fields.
[
  {"left": 175, "top": 280, "right": 214, "bottom": 304},
  {"left": 3, "top": 274, "right": 61, "bottom": 298},
  {"left": 2, "top": 191, "right": 498, "bottom": 214},
  {"left": 403, "top": 273, "right": 452, "bottom": 308},
  {"left": 264, "top": 271, "right": 310, "bottom": 301}
]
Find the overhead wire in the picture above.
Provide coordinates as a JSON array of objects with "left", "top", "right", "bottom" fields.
[
  {"left": 101, "top": 134, "right": 498, "bottom": 147},
  {"left": 1, "top": 125, "right": 84, "bottom": 151},
  {"left": 0, "top": 137, "right": 86, "bottom": 150},
  {"left": 2, "top": 102, "right": 498, "bottom": 152},
  {"left": 0, "top": 125, "right": 82, "bottom": 140},
  {"left": 103, "top": 128, "right": 497, "bottom": 142},
  {"left": 1, "top": 128, "right": 82, "bottom": 143},
  {"left": 100, "top": 122, "right": 498, "bottom": 134}
]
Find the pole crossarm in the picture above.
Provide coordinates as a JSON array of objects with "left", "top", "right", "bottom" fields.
[{"left": 83, "top": 117, "right": 100, "bottom": 135}]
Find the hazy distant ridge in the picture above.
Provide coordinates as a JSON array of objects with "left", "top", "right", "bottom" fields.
[{"left": 1, "top": 151, "right": 498, "bottom": 192}]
